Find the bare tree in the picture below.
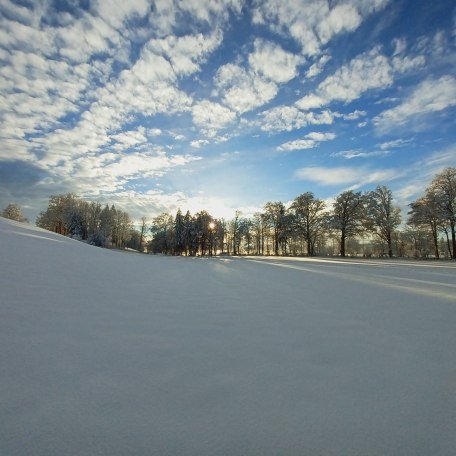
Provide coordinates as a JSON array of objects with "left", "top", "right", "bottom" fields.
[
  {"left": 331, "top": 191, "right": 365, "bottom": 257},
  {"left": 408, "top": 191, "right": 443, "bottom": 259},
  {"left": 290, "top": 192, "right": 326, "bottom": 256},
  {"left": 365, "top": 186, "right": 401, "bottom": 258},
  {"left": 263, "top": 202, "right": 286, "bottom": 256},
  {"left": 429, "top": 167, "right": 456, "bottom": 258}
]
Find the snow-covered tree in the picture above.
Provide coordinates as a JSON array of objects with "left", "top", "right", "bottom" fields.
[{"left": 2, "top": 203, "right": 28, "bottom": 222}]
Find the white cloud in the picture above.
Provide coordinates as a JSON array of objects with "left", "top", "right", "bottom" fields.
[
  {"left": 378, "top": 138, "right": 413, "bottom": 150},
  {"left": 149, "top": 128, "right": 162, "bottom": 136},
  {"left": 317, "top": 3, "right": 361, "bottom": 45},
  {"left": 277, "top": 131, "right": 335, "bottom": 151},
  {"left": 278, "top": 139, "right": 319, "bottom": 151},
  {"left": 295, "top": 165, "right": 398, "bottom": 186},
  {"left": 214, "top": 37, "right": 304, "bottom": 115},
  {"left": 92, "top": 0, "right": 151, "bottom": 29},
  {"left": 392, "top": 37, "right": 407, "bottom": 56},
  {"left": 342, "top": 110, "right": 366, "bottom": 120},
  {"left": 295, "top": 93, "right": 326, "bottom": 110},
  {"left": 34, "top": 29, "right": 225, "bottom": 165},
  {"left": 331, "top": 149, "right": 390, "bottom": 159},
  {"left": 190, "top": 139, "right": 210, "bottom": 148},
  {"left": 110, "top": 127, "right": 148, "bottom": 150},
  {"left": 392, "top": 55, "right": 425, "bottom": 74},
  {"left": 60, "top": 149, "right": 202, "bottom": 196},
  {"left": 192, "top": 100, "right": 237, "bottom": 137},
  {"left": 296, "top": 48, "right": 394, "bottom": 110},
  {"left": 374, "top": 75, "right": 456, "bottom": 133},
  {"left": 252, "top": 0, "right": 390, "bottom": 56},
  {"left": 248, "top": 39, "right": 304, "bottom": 83},
  {"left": 260, "top": 106, "right": 334, "bottom": 132},
  {"left": 260, "top": 106, "right": 307, "bottom": 132},
  {"left": 296, "top": 45, "right": 426, "bottom": 112},
  {"left": 305, "top": 54, "right": 331, "bottom": 79},
  {"left": 215, "top": 63, "right": 278, "bottom": 114},
  {"left": 175, "top": 0, "right": 243, "bottom": 25},
  {"left": 146, "top": 31, "right": 223, "bottom": 76}
]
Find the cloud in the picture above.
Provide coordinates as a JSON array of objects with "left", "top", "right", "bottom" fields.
[
  {"left": 277, "top": 131, "right": 335, "bottom": 151},
  {"left": 305, "top": 54, "right": 331, "bottom": 79},
  {"left": 215, "top": 63, "right": 278, "bottom": 114},
  {"left": 296, "top": 48, "right": 393, "bottom": 110},
  {"left": 214, "top": 37, "right": 303, "bottom": 114},
  {"left": 393, "top": 145, "right": 456, "bottom": 208},
  {"left": 122, "top": 187, "right": 248, "bottom": 221},
  {"left": 374, "top": 75, "right": 456, "bottom": 133},
  {"left": 260, "top": 106, "right": 334, "bottom": 132},
  {"left": 391, "top": 55, "right": 425, "bottom": 73},
  {"left": 295, "top": 165, "right": 398, "bottom": 186},
  {"left": 34, "top": 29, "right": 226, "bottom": 165},
  {"left": 295, "top": 44, "right": 428, "bottom": 113},
  {"left": 378, "top": 138, "right": 413, "bottom": 150},
  {"left": 342, "top": 110, "right": 366, "bottom": 120},
  {"left": 331, "top": 149, "right": 391, "bottom": 159},
  {"left": 190, "top": 139, "right": 210, "bottom": 148},
  {"left": 110, "top": 127, "right": 148, "bottom": 151},
  {"left": 192, "top": 100, "right": 237, "bottom": 137},
  {"left": 252, "top": 0, "right": 390, "bottom": 56},
  {"left": 248, "top": 38, "right": 304, "bottom": 83},
  {"left": 59, "top": 149, "right": 202, "bottom": 197},
  {"left": 145, "top": 31, "right": 223, "bottom": 76}
]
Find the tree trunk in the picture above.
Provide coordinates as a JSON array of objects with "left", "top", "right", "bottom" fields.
[
  {"left": 387, "top": 232, "right": 393, "bottom": 258},
  {"left": 451, "top": 220, "right": 456, "bottom": 259},
  {"left": 431, "top": 223, "right": 439, "bottom": 259},
  {"left": 340, "top": 233, "right": 346, "bottom": 257}
]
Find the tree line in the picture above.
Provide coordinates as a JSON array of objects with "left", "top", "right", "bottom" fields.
[
  {"left": 34, "top": 193, "right": 141, "bottom": 250},
  {"left": 2, "top": 167, "right": 454, "bottom": 259},
  {"left": 147, "top": 167, "right": 455, "bottom": 259}
]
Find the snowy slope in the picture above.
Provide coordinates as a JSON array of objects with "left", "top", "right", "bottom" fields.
[{"left": 1, "top": 216, "right": 455, "bottom": 456}]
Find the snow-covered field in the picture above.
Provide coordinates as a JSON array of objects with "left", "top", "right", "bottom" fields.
[{"left": 1, "top": 216, "right": 455, "bottom": 456}]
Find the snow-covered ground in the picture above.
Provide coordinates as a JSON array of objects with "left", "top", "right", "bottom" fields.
[{"left": 1, "top": 217, "right": 455, "bottom": 456}]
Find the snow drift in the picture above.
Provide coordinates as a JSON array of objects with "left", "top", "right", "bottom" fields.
[{"left": 1, "top": 217, "right": 455, "bottom": 455}]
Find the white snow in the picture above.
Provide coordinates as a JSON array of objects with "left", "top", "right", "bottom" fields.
[{"left": 1, "top": 216, "right": 455, "bottom": 455}]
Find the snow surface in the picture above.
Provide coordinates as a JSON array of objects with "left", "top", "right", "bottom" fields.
[{"left": 1, "top": 216, "right": 455, "bottom": 455}]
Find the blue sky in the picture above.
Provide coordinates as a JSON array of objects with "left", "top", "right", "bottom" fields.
[{"left": 0, "top": 0, "right": 455, "bottom": 222}]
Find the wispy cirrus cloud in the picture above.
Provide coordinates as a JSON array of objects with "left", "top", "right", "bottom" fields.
[
  {"left": 374, "top": 75, "right": 456, "bottom": 133},
  {"left": 378, "top": 138, "right": 413, "bottom": 150},
  {"left": 295, "top": 166, "right": 399, "bottom": 187},
  {"left": 331, "top": 149, "right": 391, "bottom": 159}
]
